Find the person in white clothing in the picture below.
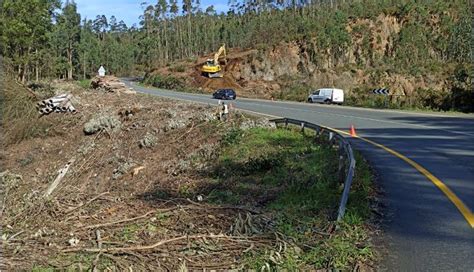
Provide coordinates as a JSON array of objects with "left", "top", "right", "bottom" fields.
[{"left": 221, "top": 102, "right": 229, "bottom": 121}]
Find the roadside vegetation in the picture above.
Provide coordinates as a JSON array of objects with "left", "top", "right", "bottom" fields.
[
  {"left": 142, "top": 74, "right": 185, "bottom": 90},
  {"left": 209, "top": 127, "right": 376, "bottom": 269},
  {"left": 141, "top": 74, "right": 206, "bottom": 94}
]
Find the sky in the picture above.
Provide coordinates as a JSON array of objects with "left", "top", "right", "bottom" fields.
[{"left": 75, "top": 0, "right": 230, "bottom": 28}]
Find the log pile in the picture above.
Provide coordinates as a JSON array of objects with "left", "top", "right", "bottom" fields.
[
  {"left": 37, "top": 94, "right": 76, "bottom": 115},
  {"left": 91, "top": 76, "right": 134, "bottom": 93}
]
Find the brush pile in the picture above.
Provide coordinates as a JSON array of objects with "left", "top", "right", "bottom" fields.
[
  {"left": 91, "top": 76, "right": 134, "bottom": 93},
  {"left": 36, "top": 94, "right": 76, "bottom": 115}
]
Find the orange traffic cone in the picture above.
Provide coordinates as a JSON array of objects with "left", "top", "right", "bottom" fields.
[{"left": 349, "top": 125, "right": 357, "bottom": 137}]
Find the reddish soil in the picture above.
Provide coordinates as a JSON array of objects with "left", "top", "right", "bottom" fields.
[{"left": 151, "top": 48, "right": 258, "bottom": 94}]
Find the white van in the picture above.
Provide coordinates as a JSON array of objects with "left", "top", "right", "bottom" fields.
[{"left": 307, "top": 88, "right": 344, "bottom": 104}]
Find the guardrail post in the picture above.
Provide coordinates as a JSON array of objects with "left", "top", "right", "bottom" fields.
[
  {"left": 285, "top": 119, "right": 288, "bottom": 129},
  {"left": 301, "top": 122, "right": 305, "bottom": 134},
  {"left": 337, "top": 143, "right": 345, "bottom": 183}
]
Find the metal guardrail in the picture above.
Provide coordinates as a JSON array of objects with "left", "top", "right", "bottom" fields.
[{"left": 271, "top": 118, "right": 356, "bottom": 221}]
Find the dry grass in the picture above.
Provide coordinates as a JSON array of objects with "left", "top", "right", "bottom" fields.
[{"left": 1, "top": 75, "right": 53, "bottom": 145}]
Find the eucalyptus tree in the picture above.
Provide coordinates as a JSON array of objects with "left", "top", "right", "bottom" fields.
[
  {"left": 55, "top": 0, "right": 81, "bottom": 79},
  {"left": 0, "top": 0, "right": 60, "bottom": 82}
]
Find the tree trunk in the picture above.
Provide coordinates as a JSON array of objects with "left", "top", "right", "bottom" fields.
[
  {"left": 83, "top": 53, "right": 86, "bottom": 79},
  {"left": 67, "top": 46, "right": 73, "bottom": 80},
  {"left": 164, "top": 19, "right": 168, "bottom": 62},
  {"left": 35, "top": 48, "right": 39, "bottom": 81},
  {"left": 187, "top": 14, "right": 192, "bottom": 57},
  {"left": 21, "top": 63, "right": 27, "bottom": 83}
]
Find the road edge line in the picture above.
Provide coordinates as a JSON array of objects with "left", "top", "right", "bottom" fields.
[{"left": 331, "top": 128, "right": 474, "bottom": 228}]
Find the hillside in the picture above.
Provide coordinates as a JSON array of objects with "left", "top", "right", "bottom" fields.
[{"left": 143, "top": 1, "right": 473, "bottom": 112}]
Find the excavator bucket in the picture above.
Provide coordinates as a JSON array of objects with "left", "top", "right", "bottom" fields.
[{"left": 209, "top": 72, "right": 223, "bottom": 78}]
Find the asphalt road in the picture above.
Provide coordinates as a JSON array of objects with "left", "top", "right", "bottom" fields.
[{"left": 123, "top": 79, "right": 474, "bottom": 271}]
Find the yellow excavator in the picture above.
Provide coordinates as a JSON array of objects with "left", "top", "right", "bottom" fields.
[{"left": 201, "top": 44, "right": 227, "bottom": 78}]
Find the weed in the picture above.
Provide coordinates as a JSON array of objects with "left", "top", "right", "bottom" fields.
[
  {"left": 178, "top": 184, "right": 193, "bottom": 197},
  {"left": 121, "top": 224, "right": 141, "bottom": 241},
  {"left": 221, "top": 128, "right": 243, "bottom": 146}
]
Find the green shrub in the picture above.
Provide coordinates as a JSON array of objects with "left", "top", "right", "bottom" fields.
[
  {"left": 77, "top": 79, "right": 91, "bottom": 89},
  {"left": 143, "top": 74, "right": 185, "bottom": 90}
]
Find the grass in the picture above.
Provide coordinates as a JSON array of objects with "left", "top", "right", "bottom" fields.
[
  {"left": 77, "top": 79, "right": 91, "bottom": 89},
  {"left": 210, "top": 127, "right": 375, "bottom": 269}
]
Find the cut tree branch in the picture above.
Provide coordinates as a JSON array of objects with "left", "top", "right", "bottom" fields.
[{"left": 44, "top": 158, "right": 75, "bottom": 197}]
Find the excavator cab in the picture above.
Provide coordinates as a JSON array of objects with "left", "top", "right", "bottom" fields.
[
  {"left": 201, "top": 44, "right": 226, "bottom": 78},
  {"left": 205, "top": 59, "right": 216, "bottom": 66}
]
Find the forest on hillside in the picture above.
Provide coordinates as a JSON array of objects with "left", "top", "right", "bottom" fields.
[{"left": 1, "top": 0, "right": 472, "bottom": 111}]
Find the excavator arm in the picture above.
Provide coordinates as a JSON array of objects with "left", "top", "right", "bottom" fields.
[{"left": 214, "top": 44, "right": 226, "bottom": 65}]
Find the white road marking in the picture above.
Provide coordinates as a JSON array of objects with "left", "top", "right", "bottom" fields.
[{"left": 246, "top": 102, "right": 474, "bottom": 137}]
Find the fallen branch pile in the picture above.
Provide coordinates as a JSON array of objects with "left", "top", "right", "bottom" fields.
[
  {"left": 37, "top": 94, "right": 76, "bottom": 115},
  {"left": 91, "top": 76, "right": 134, "bottom": 93}
]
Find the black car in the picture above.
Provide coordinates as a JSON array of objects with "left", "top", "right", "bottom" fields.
[{"left": 212, "top": 89, "right": 236, "bottom": 100}]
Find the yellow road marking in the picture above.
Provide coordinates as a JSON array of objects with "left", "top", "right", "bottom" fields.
[{"left": 331, "top": 127, "right": 474, "bottom": 228}]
